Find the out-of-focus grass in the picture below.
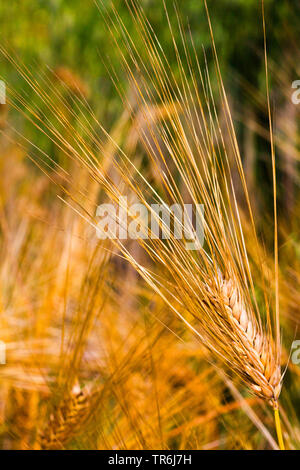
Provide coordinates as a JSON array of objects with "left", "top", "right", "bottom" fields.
[{"left": 0, "top": 120, "right": 299, "bottom": 449}]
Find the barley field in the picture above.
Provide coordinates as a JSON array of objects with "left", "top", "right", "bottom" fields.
[{"left": 0, "top": 0, "right": 300, "bottom": 451}]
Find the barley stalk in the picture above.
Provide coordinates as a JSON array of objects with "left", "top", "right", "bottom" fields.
[
  {"left": 215, "top": 272, "right": 281, "bottom": 406},
  {"left": 39, "top": 384, "right": 93, "bottom": 450}
]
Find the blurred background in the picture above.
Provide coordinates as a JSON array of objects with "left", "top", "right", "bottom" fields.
[
  {"left": 1, "top": 0, "right": 300, "bottom": 219},
  {"left": 0, "top": 0, "right": 300, "bottom": 450}
]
